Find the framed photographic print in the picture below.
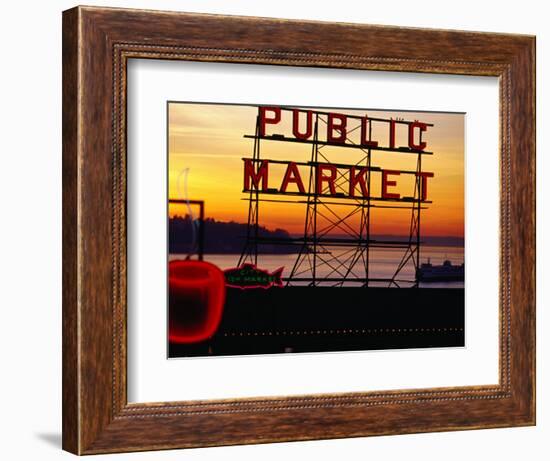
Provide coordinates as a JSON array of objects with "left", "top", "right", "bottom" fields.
[
  {"left": 166, "top": 101, "right": 465, "bottom": 359},
  {"left": 62, "top": 6, "right": 535, "bottom": 455}
]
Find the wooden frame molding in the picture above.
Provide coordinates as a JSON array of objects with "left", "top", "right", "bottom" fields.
[{"left": 62, "top": 5, "right": 535, "bottom": 455}]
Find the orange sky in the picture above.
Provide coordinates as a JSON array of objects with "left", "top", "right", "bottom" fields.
[{"left": 168, "top": 103, "right": 464, "bottom": 237}]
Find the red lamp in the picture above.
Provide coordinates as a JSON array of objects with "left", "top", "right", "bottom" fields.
[{"left": 168, "top": 259, "right": 226, "bottom": 344}]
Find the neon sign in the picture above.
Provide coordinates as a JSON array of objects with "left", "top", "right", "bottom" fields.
[{"left": 243, "top": 106, "right": 434, "bottom": 202}]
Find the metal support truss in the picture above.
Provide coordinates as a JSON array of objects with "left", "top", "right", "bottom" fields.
[{"left": 239, "top": 107, "right": 430, "bottom": 288}]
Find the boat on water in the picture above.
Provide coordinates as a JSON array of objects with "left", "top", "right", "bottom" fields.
[{"left": 416, "top": 258, "right": 464, "bottom": 282}]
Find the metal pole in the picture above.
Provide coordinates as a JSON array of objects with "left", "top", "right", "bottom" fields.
[
  {"left": 254, "top": 114, "right": 260, "bottom": 267},
  {"left": 312, "top": 115, "right": 319, "bottom": 286},
  {"left": 416, "top": 130, "right": 423, "bottom": 287},
  {"left": 197, "top": 201, "right": 204, "bottom": 261},
  {"left": 365, "top": 118, "right": 373, "bottom": 287}
]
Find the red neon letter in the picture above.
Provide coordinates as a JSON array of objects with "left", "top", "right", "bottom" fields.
[
  {"left": 327, "top": 113, "right": 347, "bottom": 143},
  {"left": 349, "top": 167, "right": 369, "bottom": 198},
  {"left": 280, "top": 162, "right": 305, "bottom": 194},
  {"left": 316, "top": 164, "right": 338, "bottom": 195},
  {"left": 243, "top": 159, "right": 269, "bottom": 191},
  {"left": 416, "top": 171, "right": 434, "bottom": 200},
  {"left": 408, "top": 121, "right": 428, "bottom": 151},
  {"left": 381, "top": 170, "right": 401, "bottom": 199},
  {"left": 292, "top": 110, "right": 313, "bottom": 140},
  {"left": 389, "top": 119, "right": 396, "bottom": 149},
  {"left": 259, "top": 107, "right": 281, "bottom": 137},
  {"left": 360, "top": 116, "right": 379, "bottom": 148}
]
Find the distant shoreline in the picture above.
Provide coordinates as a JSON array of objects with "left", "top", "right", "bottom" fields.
[
  {"left": 169, "top": 215, "right": 464, "bottom": 255},
  {"left": 169, "top": 241, "right": 465, "bottom": 257}
]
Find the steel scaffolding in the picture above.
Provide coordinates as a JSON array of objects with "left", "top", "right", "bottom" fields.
[{"left": 238, "top": 107, "right": 432, "bottom": 288}]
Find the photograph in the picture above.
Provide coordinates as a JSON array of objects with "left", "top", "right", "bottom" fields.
[
  {"left": 50, "top": 3, "right": 536, "bottom": 456},
  {"left": 167, "top": 102, "right": 466, "bottom": 357}
]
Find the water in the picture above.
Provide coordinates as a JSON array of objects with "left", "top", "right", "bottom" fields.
[{"left": 170, "top": 245, "right": 464, "bottom": 289}]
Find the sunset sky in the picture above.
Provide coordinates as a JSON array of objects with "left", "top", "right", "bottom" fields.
[{"left": 168, "top": 102, "right": 464, "bottom": 238}]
